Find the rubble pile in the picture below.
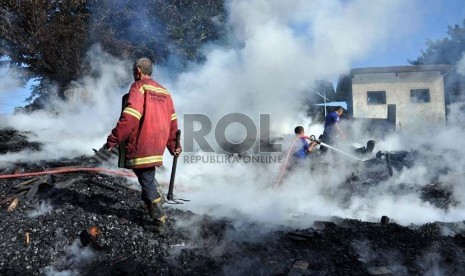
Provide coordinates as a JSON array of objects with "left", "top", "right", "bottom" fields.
[
  {"left": 1, "top": 128, "right": 465, "bottom": 275},
  {"left": 0, "top": 128, "right": 41, "bottom": 155}
]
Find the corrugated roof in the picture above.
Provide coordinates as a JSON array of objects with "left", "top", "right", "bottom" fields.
[{"left": 351, "top": 64, "right": 454, "bottom": 74}]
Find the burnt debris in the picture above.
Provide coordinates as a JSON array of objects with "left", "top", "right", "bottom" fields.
[
  {"left": 1, "top": 127, "right": 465, "bottom": 275},
  {"left": 0, "top": 128, "right": 41, "bottom": 154}
]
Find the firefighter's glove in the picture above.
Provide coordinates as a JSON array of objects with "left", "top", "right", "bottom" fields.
[{"left": 167, "top": 142, "right": 182, "bottom": 156}]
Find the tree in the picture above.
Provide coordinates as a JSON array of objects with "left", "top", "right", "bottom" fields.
[
  {"left": 0, "top": 0, "right": 226, "bottom": 101},
  {"left": 0, "top": 0, "right": 91, "bottom": 99},
  {"left": 411, "top": 19, "right": 465, "bottom": 103},
  {"left": 87, "top": 0, "right": 226, "bottom": 65},
  {"left": 411, "top": 20, "right": 465, "bottom": 65}
]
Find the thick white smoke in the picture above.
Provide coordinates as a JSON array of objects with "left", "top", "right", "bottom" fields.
[
  {"left": 172, "top": 0, "right": 416, "bottom": 133},
  {"left": 0, "top": 45, "right": 132, "bottom": 163},
  {"left": 166, "top": 0, "right": 465, "bottom": 227},
  {"left": 1, "top": 0, "right": 465, "bottom": 229},
  {"left": 0, "top": 60, "right": 31, "bottom": 115}
]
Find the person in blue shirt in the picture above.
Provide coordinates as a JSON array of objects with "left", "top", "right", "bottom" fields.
[
  {"left": 320, "top": 106, "right": 346, "bottom": 153},
  {"left": 293, "top": 126, "right": 317, "bottom": 159}
]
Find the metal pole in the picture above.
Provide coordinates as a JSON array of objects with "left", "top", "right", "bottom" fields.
[
  {"left": 167, "top": 129, "right": 181, "bottom": 201},
  {"left": 312, "top": 89, "right": 329, "bottom": 118},
  {"left": 323, "top": 86, "right": 327, "bottom": 117}
]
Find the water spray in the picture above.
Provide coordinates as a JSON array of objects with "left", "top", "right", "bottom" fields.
[
  {"left": 274, "top": 136, "right": 365, "bottom": 188},
  {"left": 318, "top": 141, "right": 363, "bottom": 161}
]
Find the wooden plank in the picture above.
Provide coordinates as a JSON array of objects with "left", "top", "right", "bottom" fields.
[
  {"left": 6, "top": 178, "right": 47, "bottom": 209},
  {"left": 26, "top": 182, "right": 41, "bottom": 200},
  {"left": 39, "top": 176, "right": 82, "bottom": 200},
  {"left": 90, "top": 147, "right": 114, "bottom": 163},
  {"left": 0, "top": 191, "right": 27, "bottom": 206},
  {"left": 96, "top": 149, "right": 112, "bottom": 160},
  {"left": 55, "top": 176, "right": 82, "bottom": 189},
  {"left": 15, "top": 176, "right": 50, "bottom": 193},
  {"left": 91, "top": 154, "right": 106, "bottom": 163},
  {"left": 38, "top": 175, "right": 51, "bottom": 185},
  {"left": 7, "top": 197, "right": 19, "bottom": 212},
  {"left": 13, "top": 178, "right": 39, "bottom": 189}
]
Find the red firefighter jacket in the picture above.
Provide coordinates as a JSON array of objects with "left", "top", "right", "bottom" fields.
[{"left": 107, "top": 78, "right": 179, "bottom": 169}]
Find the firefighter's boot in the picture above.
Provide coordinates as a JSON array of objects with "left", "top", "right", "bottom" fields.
[
  {"left": 156, "top": 186, "right": 166, "bottom": 205},
  {"left": 145, "top": 197, "right": 167, "bottom": 231}
]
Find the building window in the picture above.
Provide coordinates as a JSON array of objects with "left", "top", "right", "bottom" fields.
[
  {"left": 410, "top": 89, "right": 430, "bottom": 103},
  {"left": 367, "top": 91, "right": 386, "bottom": 105}
]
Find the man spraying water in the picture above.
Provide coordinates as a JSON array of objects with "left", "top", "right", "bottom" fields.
[
  {"left": 293, "top": 126, "right": 318, "bottom": 160},
  {"left": 320, "top": 106, "right": 346, "bottom": 155}
]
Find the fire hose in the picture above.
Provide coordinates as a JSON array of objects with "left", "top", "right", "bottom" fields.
[
  {"left": 0, "top": 160, "right": 188, "bottom": 204},
  {"left": 274, "top": 135, "right": 311, "bottom": 187},
  {"left": 0, "top": 167, "right": 136, "bottom": 179},
  {"left": 0, "top": 165, "right": 190, "bottom": 204}
]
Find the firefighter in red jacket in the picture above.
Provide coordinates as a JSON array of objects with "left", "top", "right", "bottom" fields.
[{"left": 106, "top": 57, "right": 181, "bottom": 228}]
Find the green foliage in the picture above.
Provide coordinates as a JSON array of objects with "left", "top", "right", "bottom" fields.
[
  {"left": 0, "top": 0, "right": 226, "bottom": 100},
  {"left": 411, "top": 19, "right": 465, "bottom": 103},
  {"left": 411, "top": 19, "right": 465, "bottom": 65},
  {"left": 1, "top": 0, "right": 90, "bottom": 98},
  {"left": 88, "top": 0, "right": 226, "bottom": 65}
]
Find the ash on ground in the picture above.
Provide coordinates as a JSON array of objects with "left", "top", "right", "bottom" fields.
[{"left": 1, "top": 128, "right": 465, "bottom": 276}]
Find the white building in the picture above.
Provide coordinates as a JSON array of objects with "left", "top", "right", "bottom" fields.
[{"left": 337, "top": 65, "right": 453, "bottom": 131}]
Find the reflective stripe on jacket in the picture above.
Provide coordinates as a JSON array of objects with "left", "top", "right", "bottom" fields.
[{"left": 107, "top": 78, "right": 178, "bottom": 168}]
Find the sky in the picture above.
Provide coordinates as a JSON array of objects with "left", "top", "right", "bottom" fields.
[
  {"left": 1, "top": 0, "right": 465, "bottom": 114},
  {"left": 352, "top": 0, "right": 465, "bottom": 68},
  {"left": 0, "top": 56, "right": 37, "bottom": 115}
]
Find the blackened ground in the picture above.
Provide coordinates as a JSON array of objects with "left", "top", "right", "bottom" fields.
[
  {"left": 0, "top": 128, "right": 41, "bottom": 154},
  {"left": 1, "top": 128, "right": 465, "bottom": 275},
  {"left": 2, "top": 168, "right": 465, "bottom": 276}
]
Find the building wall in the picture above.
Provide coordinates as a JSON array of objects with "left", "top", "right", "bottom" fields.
[{"left": 351, "top": 71, "right": 446, "bottom": 130}]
